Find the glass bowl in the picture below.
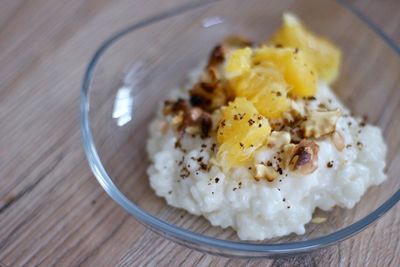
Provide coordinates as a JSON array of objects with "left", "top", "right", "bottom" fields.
[{"left": 80, "top": 0, "right": 400, "bottom": 257}]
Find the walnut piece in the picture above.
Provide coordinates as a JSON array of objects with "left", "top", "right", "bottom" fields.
[
  {"left": 163, "top": 98, "right": 187, "bottom": 116},
  {"left": 285, "top": 139, "right": 319, "bottom": 175},
  {"left": 254, "top": 164, "right": 279, "bottom": 182},
  {"left": 290, "top": 100, "right": 306, "bottom": 119},
  {"left": 171, "top": 111, "right": 184, "bottom": 126},
  {"left": 185, "top": 107, "right": 212, "bottom": 137},
  {"left": 268, "top": 131, "right": 291, "bottom": 148},
  {"left": 163, "top": 99, "right": 212, "bottom": 138},
  {"left": 185, "top": 126, "right": 199, "bottom": 135},
  {"left": 222, "top": 35, "right": 253, "bottom": 49},
  {"left": 330, "top": 131, "right": 345, "bottom": 151},
  {"left": 301, "top": 109, "right": 341, "bottom": 138},
  {"left": 282, "top": 143, "right": 296, "bottom": 168},
  {"left": 311, "top": 217, "right": 327, "bottom": 224},
  {"left": 188, "top": 107, "right": 203, "bottom": 121},
  {"left": 281, "top": 100, "right": 306, "bottom": 123},
  {"left": 189, "top": 70, "right": 230, "bottom": 111}
]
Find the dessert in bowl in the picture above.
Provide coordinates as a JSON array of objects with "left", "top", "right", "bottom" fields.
[
  {"left": 147, "top": 14, "right": 387, "bottom": 241},
  {"left": 81, "top": 0, "right": 400, "bottom": 257}
]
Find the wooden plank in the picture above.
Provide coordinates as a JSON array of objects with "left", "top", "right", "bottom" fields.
[{"left": 0, "top": 0, "right": 399, "bottom": 266}]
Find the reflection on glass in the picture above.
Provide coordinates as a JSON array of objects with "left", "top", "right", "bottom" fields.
[
  {"left": 202, "top": 16, "right": 224, "bottom": 28},
  {"left": 112, "top": 63, "right": 142, "bottom": 126}
]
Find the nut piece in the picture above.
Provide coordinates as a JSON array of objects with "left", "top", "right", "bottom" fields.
[
  {"left": 183, "top": 107, "right": 212, "bottom": 138},
  {"left": 164, "top": 99, "right": 213, "bottom": 138},
  {"left": 185, "top": 126, "right": 199, "bottom": 135},
  {"left": 311, "top": 217, "right": 327, "bottom": 224},
  {"left": 268, "top": 131, "right": 291, "bottom": 148},
  {"left": 301, "top": 109, "right": 341, "bottom": 138},
  {"left": 222, "top": 35, "right": 253, "bottom": 49},
  {"left": 282, "top": 143, "right": 296, "bottom": 168},
  {"left": 255, "top": 164, "right": 279, "bottom": 182},
  {"left": 163, "top": 98, "right": 187, "bottom": 116},
  {"left": 290, "top": 100, "right": 306, "bottom": 119},
  {"left": 281, "top": 100, "right": 306, "bottom": 123},
  {"left": 171, "top": 111, "right": 184, "bottom": 126},
  {"left": 330, "top": 131, "right": 345, "bottom": 151},
  {"left": 189, "top": 70, "right": 229, "bottom": 111},
  {"left": 281, "top": 111, "right": 294, "bottom": 124},
  {"left": 188, "top": 107, "right": 203, "bottom": 121},
  {"left": 286, "top": 139, "right": 319, "bottom": 175}
]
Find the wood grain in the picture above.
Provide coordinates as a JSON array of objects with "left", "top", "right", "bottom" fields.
[{"left": 0, "top": 0, "right": 399, "bottom": 266}]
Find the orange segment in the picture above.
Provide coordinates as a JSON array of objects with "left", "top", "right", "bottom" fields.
[
  {"left": 253, "top": 46, "right": 317, "bottom": 97},
  {"left": 224, "top": 47, "right": 252, "bottom": 79},
  {"left": 270, "top": 13, "right": 342, "bottom": 84},
  {"left": 217, "top": 98, "right": 271, "bottom": 171},
  {"left": 233, "top": 66, "right": 291, "bottom": 119}
]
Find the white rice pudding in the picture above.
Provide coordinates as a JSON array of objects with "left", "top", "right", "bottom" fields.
[{"left": 146, "top": 81, "right": 387, "bottom": 241}]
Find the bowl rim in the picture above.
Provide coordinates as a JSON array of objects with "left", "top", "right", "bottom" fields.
[{"left": 80, "top": 0, "right": 400, "bottom": 255}]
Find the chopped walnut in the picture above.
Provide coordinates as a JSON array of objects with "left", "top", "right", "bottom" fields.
[
  {"left": 330, "top": 131, "right": 345, "bottom": 151},
  {"left": 163, "top": 99, "right": 212, "bottom": 138},
  {"left": 311, "top": 217, "right": 327, "bottom": 224},
  {"left": 255, "top": 164, "right": 279, "bottom": 182},
  {"left": 281, "top": 100, "right": 306, "bottom": 123},
  {"left": 282, "top": 143, "right": 296, "bottom": 167},
  {"left": 200, "top": 114, "right": 212, "bottom": 137},
  {"left": 268, "top": 131, "right": 291, "bottom": 148},
  {"left": 301, "top": 109, "right": 341, "bottom": 138},
  {"left": 281, "top": 111, "right": 295, "bottom": 124},
  {"left": 290, "top": 100, "right": 306, "bottom": 119},
  {"left": 190, "top": 68, "right": 225, "bottom": 111},
  {"left": 185, "top": 126, "right": 199, "bottom": 135},
  {"left": 171, "top": 111, "right": 184, "bottom": 127},
  {"left": 285, "top": 140, "right": 319, "bottom": 174},
  {"left": 208, "top": 45, "right": 225, "bottom": 67},
  {"left": 189, "top": 71, "right": 229, "bottom": 111},
  {"left": 185, "top": 108, "right": 212, "bottom": 137},
  {"left": 188, "top": 107, "right": 203, "bottom": 122},
  {"left": 290, "top": 127, "right": 304, "bottom": 144},
  {"left": 222, "top": 35, "right": 253, "bottom": 49},
  {"left": 163, "top": 98, "right": 187, "bottom": 115}
]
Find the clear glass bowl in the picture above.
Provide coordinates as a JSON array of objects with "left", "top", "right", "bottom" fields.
[{"left": 81, "top": 0, "right": 400, "bottom": 257}]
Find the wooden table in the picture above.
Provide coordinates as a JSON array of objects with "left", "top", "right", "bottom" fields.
[{"left": 1, "top": 0, "right": 399, "bottom": 266}]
